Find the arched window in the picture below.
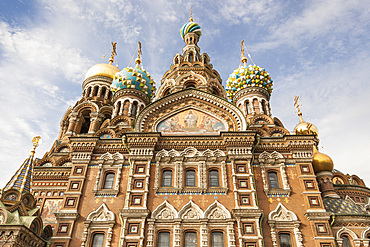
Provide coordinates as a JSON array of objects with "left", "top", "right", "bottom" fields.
[
  {"left": 103, "top": 173, "right": 115, "bottom": 189},
  {"left": 246, "top": 101, "right": 251, "bottom": 114},
  {"left": 278, "top": 233, "right": 292, "bottom": 247},
  {"left": 163, "top": 88, "right": 171, "bottom": 97},
  {"left": 158, "top": 232, "right": 170, "bottom": 247},
  {"left": 268, "top": 172, "right": 279, "bottom": 189},
  {"left": 162, "top": 170, "right": 172, "bottom": 187},
  {"left": 131, "top": 102, "right": 138, "bottom": 117},
  {"left": 211, "top": 231, "right": 224, "bottom": 247},
  {"left": 185, "top": 232, "right": 197, "bottom": 247},
  {"left": 101, "top": 87, "right": 107, "bottom": 98},
  {"left": 186, "top": 170, "right": 196, "bottom": 187},
  {"left": 342, "top": 235, "right": 352, "bottom": 247},
  {"left": 108, "top": 91, "right": 113, "bottom": 100},
  {"left": 86, "top": 87, "right": 91, "bottom": 97},
  {"left": 262, "top": 100, "right": 267, "bottom": 114},
  {"left": 209, "top": 170, "right": 219, "bottom": 187},
  {"left": 80, "top": 111, "right": 91, "bottom": 134},
  {"left": 91, "top": 233, "right": 105, "bottom": 247},
  {"left": 185, "top": 81, "right": 196, "bottom": 88},
  {"left": 189, "top": 53, "right": 193, "bottom": 62}
]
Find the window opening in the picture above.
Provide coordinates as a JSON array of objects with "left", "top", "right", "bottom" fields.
[
  {"left": 185, "top": 232, "right": 197, "bottom": 247},
  {"left": 278, "top": 233, "right": 292, "bottom": 247},
  {"left": 212, "top": 232, "right": 224, "bottom": 247},
  {"left": 158, "top": 232, "right": 170, "bottom": 247},
  {"left": 268, "top": 172, "right": 279, "bottom": 189},
  {"left": 103, "top": 173, "right": 115, "bottom": 189},
  {"left": 186, "top": 170, "right": 196, "bottom": 187},
  {"left": 92, "top": 233, "right": 105, "bottom": 247},
  {"left": 209, "top": 170, "right": 219, "bottom": 187},
  {"left": 162, "top": 170, "right": 173, "bottom": 187}
]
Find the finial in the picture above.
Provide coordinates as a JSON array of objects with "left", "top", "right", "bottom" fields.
[
  {"left": 31, "top": 136, "right": 41, "bottom": 156},
  {"left": 189, "top": 7, "right": 193, "bottom": 22},
  {"left": 294, "top": 96, "right": 304, "bottom": 123},
  {"left": 241, "top": 40, "right": 248, "bottom": 66},
  {"left": 109, "top": 42, "right": 117, "bottom": 65},
  {"left": 135, "top": 41, "right": 142, "bottom": 68}
]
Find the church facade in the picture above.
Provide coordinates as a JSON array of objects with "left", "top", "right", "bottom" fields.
[{"left": 1, "top": 17, "right": 370, "bottom": 247}]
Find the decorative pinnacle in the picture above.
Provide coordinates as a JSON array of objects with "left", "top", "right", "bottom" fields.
[
  {"left": 294, "top": 96, "right": 304, "bottom": 123},
  {"left": 31, "top": 136, "right": 41, "bottom": 156},
  {"left": 135, "top": 41, "right": 142, "bottom": 68},
  {"left": 109, "top": 42, "right": 117, "bottom": 65},
  {"left": 189, "top": 7, "right": 193, "bottom": 22},
  {"left": 241, "top": 40, "right": 248, "bottom": 66}
]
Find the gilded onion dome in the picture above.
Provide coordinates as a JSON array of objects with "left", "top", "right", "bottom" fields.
[
  {"left": 84, "top": 42, "right": 120, "bottom": 80},
  {"left": 84, "top": 63, "right": 120, "bottom": 80},
  {"left": 312, "top": 146, "right": 334, "bottom": 173},
  {"left": 111, "top": 42, "right": 156, "bottom": 99},
  {"left": 293, "top": 97, "right": 319, "bottom": 136}
]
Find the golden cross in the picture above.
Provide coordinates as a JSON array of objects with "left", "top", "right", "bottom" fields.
[
  {"left": 135, "top": 41, "right": 142, "bottom": 67},
  {"left": 31, "top": 136, "right": 41, "bottom": 156},
  {"left": 294, "top": 96, "right": 301, "bottom": 112},
  {"left": 241, "top": 40, "right": 245, "bottom": 57},
  {"left": 190, "top": 7, "right": 193, "bottom": 22},
  {"left": 109, "top": 42, "right": 117, "bottom": 64}
]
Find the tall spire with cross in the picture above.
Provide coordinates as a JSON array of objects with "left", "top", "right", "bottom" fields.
[{"left": 3, "top": 136, "right": 41, "bottom": 194}]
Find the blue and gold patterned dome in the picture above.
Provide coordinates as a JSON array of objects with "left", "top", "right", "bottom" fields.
[
  {"left": 111, "top": 66, "right": 156, "bottom": 99},
  {"left": 226, "top": 64, "right": 273, "bottom": 102},
  {"left": 180, "top": 21, "right": 202, "bottom": 40}
]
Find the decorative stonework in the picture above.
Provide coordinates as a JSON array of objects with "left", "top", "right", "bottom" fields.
[
  {"left": 81, "top": 203, "right": 115, "bottom": 247},
  {"left": 258, "top": 151, "right": 291, "bottom": 196},
  {"left": 135, "top": 89, "right": 246, "bottom": 132},
  {"left": 268, "top": 203, "right": 303, "bottom": 247}
]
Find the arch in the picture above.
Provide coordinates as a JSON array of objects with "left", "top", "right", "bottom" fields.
[
  {"left": 55, "top": 143, "right": 72, "bottom": 153},
  {"left": 86, "top": 203, "right": 115, "bottom": 221},
  {"left": 176, "top": 71, "right": 207, "bottom": 86},
  {"left": 56, "top": 157, "right": 72, "bottom": 167},
  {"left": 204, "top": 200, "right": 231, "bottom": 219},
  {"left": 94, "top": 128, "right": 116, "bottom": 139},
  {"left": 72, "top": 101, "right": 99, "bottom": 114},
  {"left": 36, "top": 158, "right": 56, "bottom": 167},
  {"left": 336, "top": 227, "right": 358, "bottom": 241},
  {"left": 178, "top": 200, "right": 204, "bottom": 220},
  {"left": 268, "top": 203, "right": 298, "bottom": 221},
  {"left": 361, "top": 226, "right": 370, "bottom": 239},
  {"left": 151, "top": 200, "right": 178, "bottom": 220},
  {"left": 110, "top": 115, "right": 132, "bottom": 127},
  {"left": 250, "top": 114, "right": 274, "bottom": 125}
]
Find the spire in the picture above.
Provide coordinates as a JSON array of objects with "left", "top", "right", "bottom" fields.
[
  {"left": 4, "top": 136, "right": 41, "bottom": 194},
  {"left": 109, "top": 42, "right": 117, "bottom": 65},
  {"left": 189, "top": 7, "right": 193, "bottom": 22},
  {"left": 135, "top": 41, "right": 142, "bottom": 68}
]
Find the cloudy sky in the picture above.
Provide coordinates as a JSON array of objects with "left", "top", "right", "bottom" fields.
[{"left": 0, "top": 0, "right": 369, "bottom": 187}]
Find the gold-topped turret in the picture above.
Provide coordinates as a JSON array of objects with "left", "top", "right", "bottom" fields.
[
  {"left": 240, "top": 40, "right": 248, "bottom": 66},
  {"left": 135, "top": 41, "right": 142, "bottom": 68},
  {"left": 293, "top": 96, "right": 319, "bottom": 136},
  {"left": 312, "top": 145, "right": 334, "bottom": 173}
]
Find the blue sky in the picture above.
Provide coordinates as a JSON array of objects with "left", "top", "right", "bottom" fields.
[{"left": 0, "top": 0, "right": 369, "bottom": 187}]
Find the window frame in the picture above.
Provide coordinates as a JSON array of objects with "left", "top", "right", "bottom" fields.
[
  {"left": 209, "top": 169, "right": 220, "bottom": 187},
  {"left": 162, "top": 169, "right": 173, "bottom": 187},
  {"left": 91, "top": 232, "right": 105, "bottom": 247},
  {"left": 268, "top": 171, "right": 280, "bottom": 189},
  {"left": 211, "top": 231, "right": 224, "bottom": 247},
  {"left": 186, "top": 169, "right": 196, "bottom": 187},
  {"left": 103, "top": 172, "right": 115, "bottom": 189},
  {"left": 157, "top": 231, "right": 171, "bottom": 247},
  {"left": 278, "top": 232, "right": 292, "bottom": 247}
]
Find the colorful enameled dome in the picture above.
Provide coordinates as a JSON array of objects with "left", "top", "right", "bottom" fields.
[
  {"left": 226, "top": 64, "right": 273, "bottom": 102},
  {"left": 111, "top": 67, "right": 156, "bottom": 99},
  {"left": 180, "top": 21, "right": 202, "bottom": 40}
]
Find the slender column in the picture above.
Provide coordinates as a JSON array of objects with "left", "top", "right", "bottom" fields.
[
  {"left": 119, "top": 102, "right": 125, "bottom": 115},
  {"left": 97, "top": 86, "right": 103, "bottom": 97}
]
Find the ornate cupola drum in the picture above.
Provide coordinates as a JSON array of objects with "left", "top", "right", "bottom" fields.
[
  {"left": 156, "top": 11, "right": 226, "bottom": 99},
  {"left": 227, "top": 41, "right": 273, "bottom": 118},
  {"left": 110, "top": 42, "right": 156, "bottom": 120},
  {"left": 83, "top": 42, "right": 119, "bottom": 104}
]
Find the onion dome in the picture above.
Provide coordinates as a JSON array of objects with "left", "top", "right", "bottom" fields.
[
  {"left": 226, "top": 64, "right": 273, "bottom": 101},
  {"left": 312, "top": 146, "right": 334, "bottom": 173},
  {"left": 180, "top": 21, "right": 202, "bottom": 40},
  {"left": 110, "top": 42, "right": 156, "bottom": 99},
  {"left": 293, "top": 101, "right": 319, "bottom": 136},
  {"left": 84, "top": 63, "right": 120, "bottom": 80}
]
